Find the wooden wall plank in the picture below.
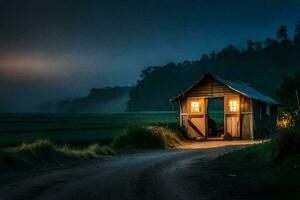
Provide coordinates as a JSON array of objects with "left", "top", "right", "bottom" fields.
[
  {"left": 186, "top": 76, "right": 237, "bottom": 97},
  {"left": 226, "top": 116, "right": 240, "bottom": 137}
]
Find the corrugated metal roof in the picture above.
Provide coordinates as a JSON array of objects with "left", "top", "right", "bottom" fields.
[{"left": 170, "top": 73, "right": 279, "bottom": 105}]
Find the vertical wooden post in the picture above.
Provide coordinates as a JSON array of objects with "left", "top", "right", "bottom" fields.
[
  {"left": 250, "top": 99, "right": 255, "bottom": 140},
  {"left": 296, "top": 90, "right": 300, "bottom": 110},
  {"left": 205, "top": 98, "right": 208, "bottom": 138},
  {"left": 224, "top": 97, "right": 227, "bottom": 136}
]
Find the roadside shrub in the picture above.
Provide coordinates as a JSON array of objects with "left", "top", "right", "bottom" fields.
[
  {"left": 148, "top": 126, "right": 183, "bottom": 147},
  {"left": 86, "top": 144, "right": 115, "bottom": 155},
  {"left": 0, "top": 139, "right": 115, "bottom": 169},
  {"left": 112, "top": 126, "right": 183, "bottom": 149},
  {"left": 18, "top": 139, "right": 58, "bottom": 160},
  {"left": 59, "top": 144, "right": 115, "bottom": 158},
  {"left": 273, "top": 129, "right": 300, "bottom": 160}
]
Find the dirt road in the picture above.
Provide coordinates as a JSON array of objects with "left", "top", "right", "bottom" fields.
[{"left": 0, "top": 141, "right": 256, "bottom": 200}]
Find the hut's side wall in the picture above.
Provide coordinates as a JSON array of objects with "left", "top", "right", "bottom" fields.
[
  {"left": 252, "top": 100, "right": 277, "bottom": 138},
  {"left": 252, "top": 101, "right": 263, "bottom": 138}
]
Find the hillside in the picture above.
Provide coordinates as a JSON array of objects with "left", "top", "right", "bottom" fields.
[
  {"left": 40, "top": 86, "right": 132, "bottom": 113},
  {"left": 127, "top": 23, "right": 300, "bottom": 111}
]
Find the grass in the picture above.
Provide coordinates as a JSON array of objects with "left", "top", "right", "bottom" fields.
[
  {"left": 0, "top": 124, "right": 184, "bottom": 170},
  {"left": 0, "top": 112, "right": 186, "bottom": 170},
  {"left": 0, "top": 139, "right": 114, "bottom": 170},
  {"left": 205, "top": 128, "right": 300, "bottom": 200},
  {"left": 112, "top": 125, "right": 184, "bottom": 149}
]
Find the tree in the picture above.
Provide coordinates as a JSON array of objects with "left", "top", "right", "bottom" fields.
[
  {"left": 210, "top": 51, "right": 216, "bottom": 64},
  {"left": 247, "top": 40, "right": 255, "bottom": 52},
  {"left": 294, "top": 21, "right": 300, "bottom": 45},
  {"left": 276, "top": 71, "right": 300, "bottom": 110},
  {"left": 141, "top": 66, "right": 157, "bottom": 78},
  {"left": 264, "top": 38, "right": 276, "bottom": 48},
  {"left": 277, "top": 25, "right": 288, "bottom": 41},
  {"left": 220, "top": 45, "right": 240, "bottom": 58},
  {"left": 200, "top": 54, "right": 210, "bottom": 65},
  {"left": 253, "top": 41, "right": 263, "bottom": 51},
  {"left": 182, "top": 60, "right": 191, "bottom": 66},
  {"left": 246, "top": 40, "right": 262, "bottom": 52}
]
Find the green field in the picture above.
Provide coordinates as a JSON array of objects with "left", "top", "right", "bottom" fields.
[
  {"left": 0, "top": 111, "right": 224, "bottom": 146},
  {"left": 0, "top": 112, "right": 179, "bottom": 146}
]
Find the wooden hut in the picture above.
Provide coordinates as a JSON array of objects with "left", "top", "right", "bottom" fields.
[{"left": 170, "top": 73, "right": 279, "bottom": 140}]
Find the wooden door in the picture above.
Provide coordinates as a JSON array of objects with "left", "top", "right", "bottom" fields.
[
  {"left": 224, "top": 96, "right": 240, "bottom": 137},
  {"left": 187, "top": 97, "right": 207, "bottom": 138}
]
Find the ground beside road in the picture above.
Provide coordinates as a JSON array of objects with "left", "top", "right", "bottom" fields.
[{"left": 0, "top": 141, "right": 265, "bottom": 200}]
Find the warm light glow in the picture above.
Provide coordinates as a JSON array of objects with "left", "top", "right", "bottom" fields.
[
  {"left": 277, "top": 112, "right": 296, "bottom": 128},
  {"left": 191, "top": 101, "right": 200, "bottom": 112},
  {"left": 229, "top": 100, "right": 239, "bottom": 112}
]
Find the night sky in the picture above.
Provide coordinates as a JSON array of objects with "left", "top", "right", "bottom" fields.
[{"left": 0, "top": 0, "right": 300, "bottom": 111}]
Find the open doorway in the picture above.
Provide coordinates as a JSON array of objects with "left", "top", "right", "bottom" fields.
[{"left": 207, "top": 98, "right": 224, "bottom": 138}]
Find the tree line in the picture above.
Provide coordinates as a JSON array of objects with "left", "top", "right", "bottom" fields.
[{"left": 127, "top": 21, "right": 300, "bottom": 111}]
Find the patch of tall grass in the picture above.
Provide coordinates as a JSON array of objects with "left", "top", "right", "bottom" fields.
[
  {"left": 0, "top": 139, "right": 114, "bottom": 169},
  {"left": 112, "top": 125, "right": 184, "bottom": 149}
]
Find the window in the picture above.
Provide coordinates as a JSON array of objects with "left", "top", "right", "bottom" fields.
[
  {"left": 229, "top": 100, "right": 239, "bottom": 112},
  {"left": 191, "top": 101, "right": 200, "bottom": 113}
]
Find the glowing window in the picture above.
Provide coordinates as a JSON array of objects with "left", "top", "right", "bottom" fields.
[
  {"left": 191, "top": 101, "right": 200, "bottom": 113},
  {"left": 229, "top": 100, "right": 239, "bottom": 112}
]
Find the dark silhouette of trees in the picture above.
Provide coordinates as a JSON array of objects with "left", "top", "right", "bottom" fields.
[
  {"left": 276, "top": 71, "right": 300, "bottom": 111},
  {"left": 277, "top": 25, "right": 288, "bottom": 41},
  {"left": 294, "top": 21, "right": 300, "bottom": 46},
  {"left": 200, "top": 54, "right": 210, "bottom": 65},
  {"left": 253, "top": 41, "right": 263, "bottom": 51},
  {"left": 264, "top": 38, "right": 277, "bottom": 48},
  {"left": 247, "top": 40, "right": 255, "bottom": 52},
  {"left": 210, "top": 51, "right": 217, "bottom": 64},
  {"left": 127, "top": 22, "right": 300, "bottom": 111}
]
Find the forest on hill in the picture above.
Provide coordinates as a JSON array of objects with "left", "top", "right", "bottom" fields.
[
  {"left": 127, "top": 21, "right": 300, "bottom": 111},
  {"left": 40, "top": 86, "right": 132, "bottom": 113}
]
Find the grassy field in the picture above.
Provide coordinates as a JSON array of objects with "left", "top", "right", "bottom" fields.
[
  {"left": 204, "top": 129, "right": 300, "bottom": 200},
  {"left": 0, "top": 112, "right": 180, "bottom": 146},
  {"left": 0, "top": 111, "right": 225, "bottom": 147}
]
